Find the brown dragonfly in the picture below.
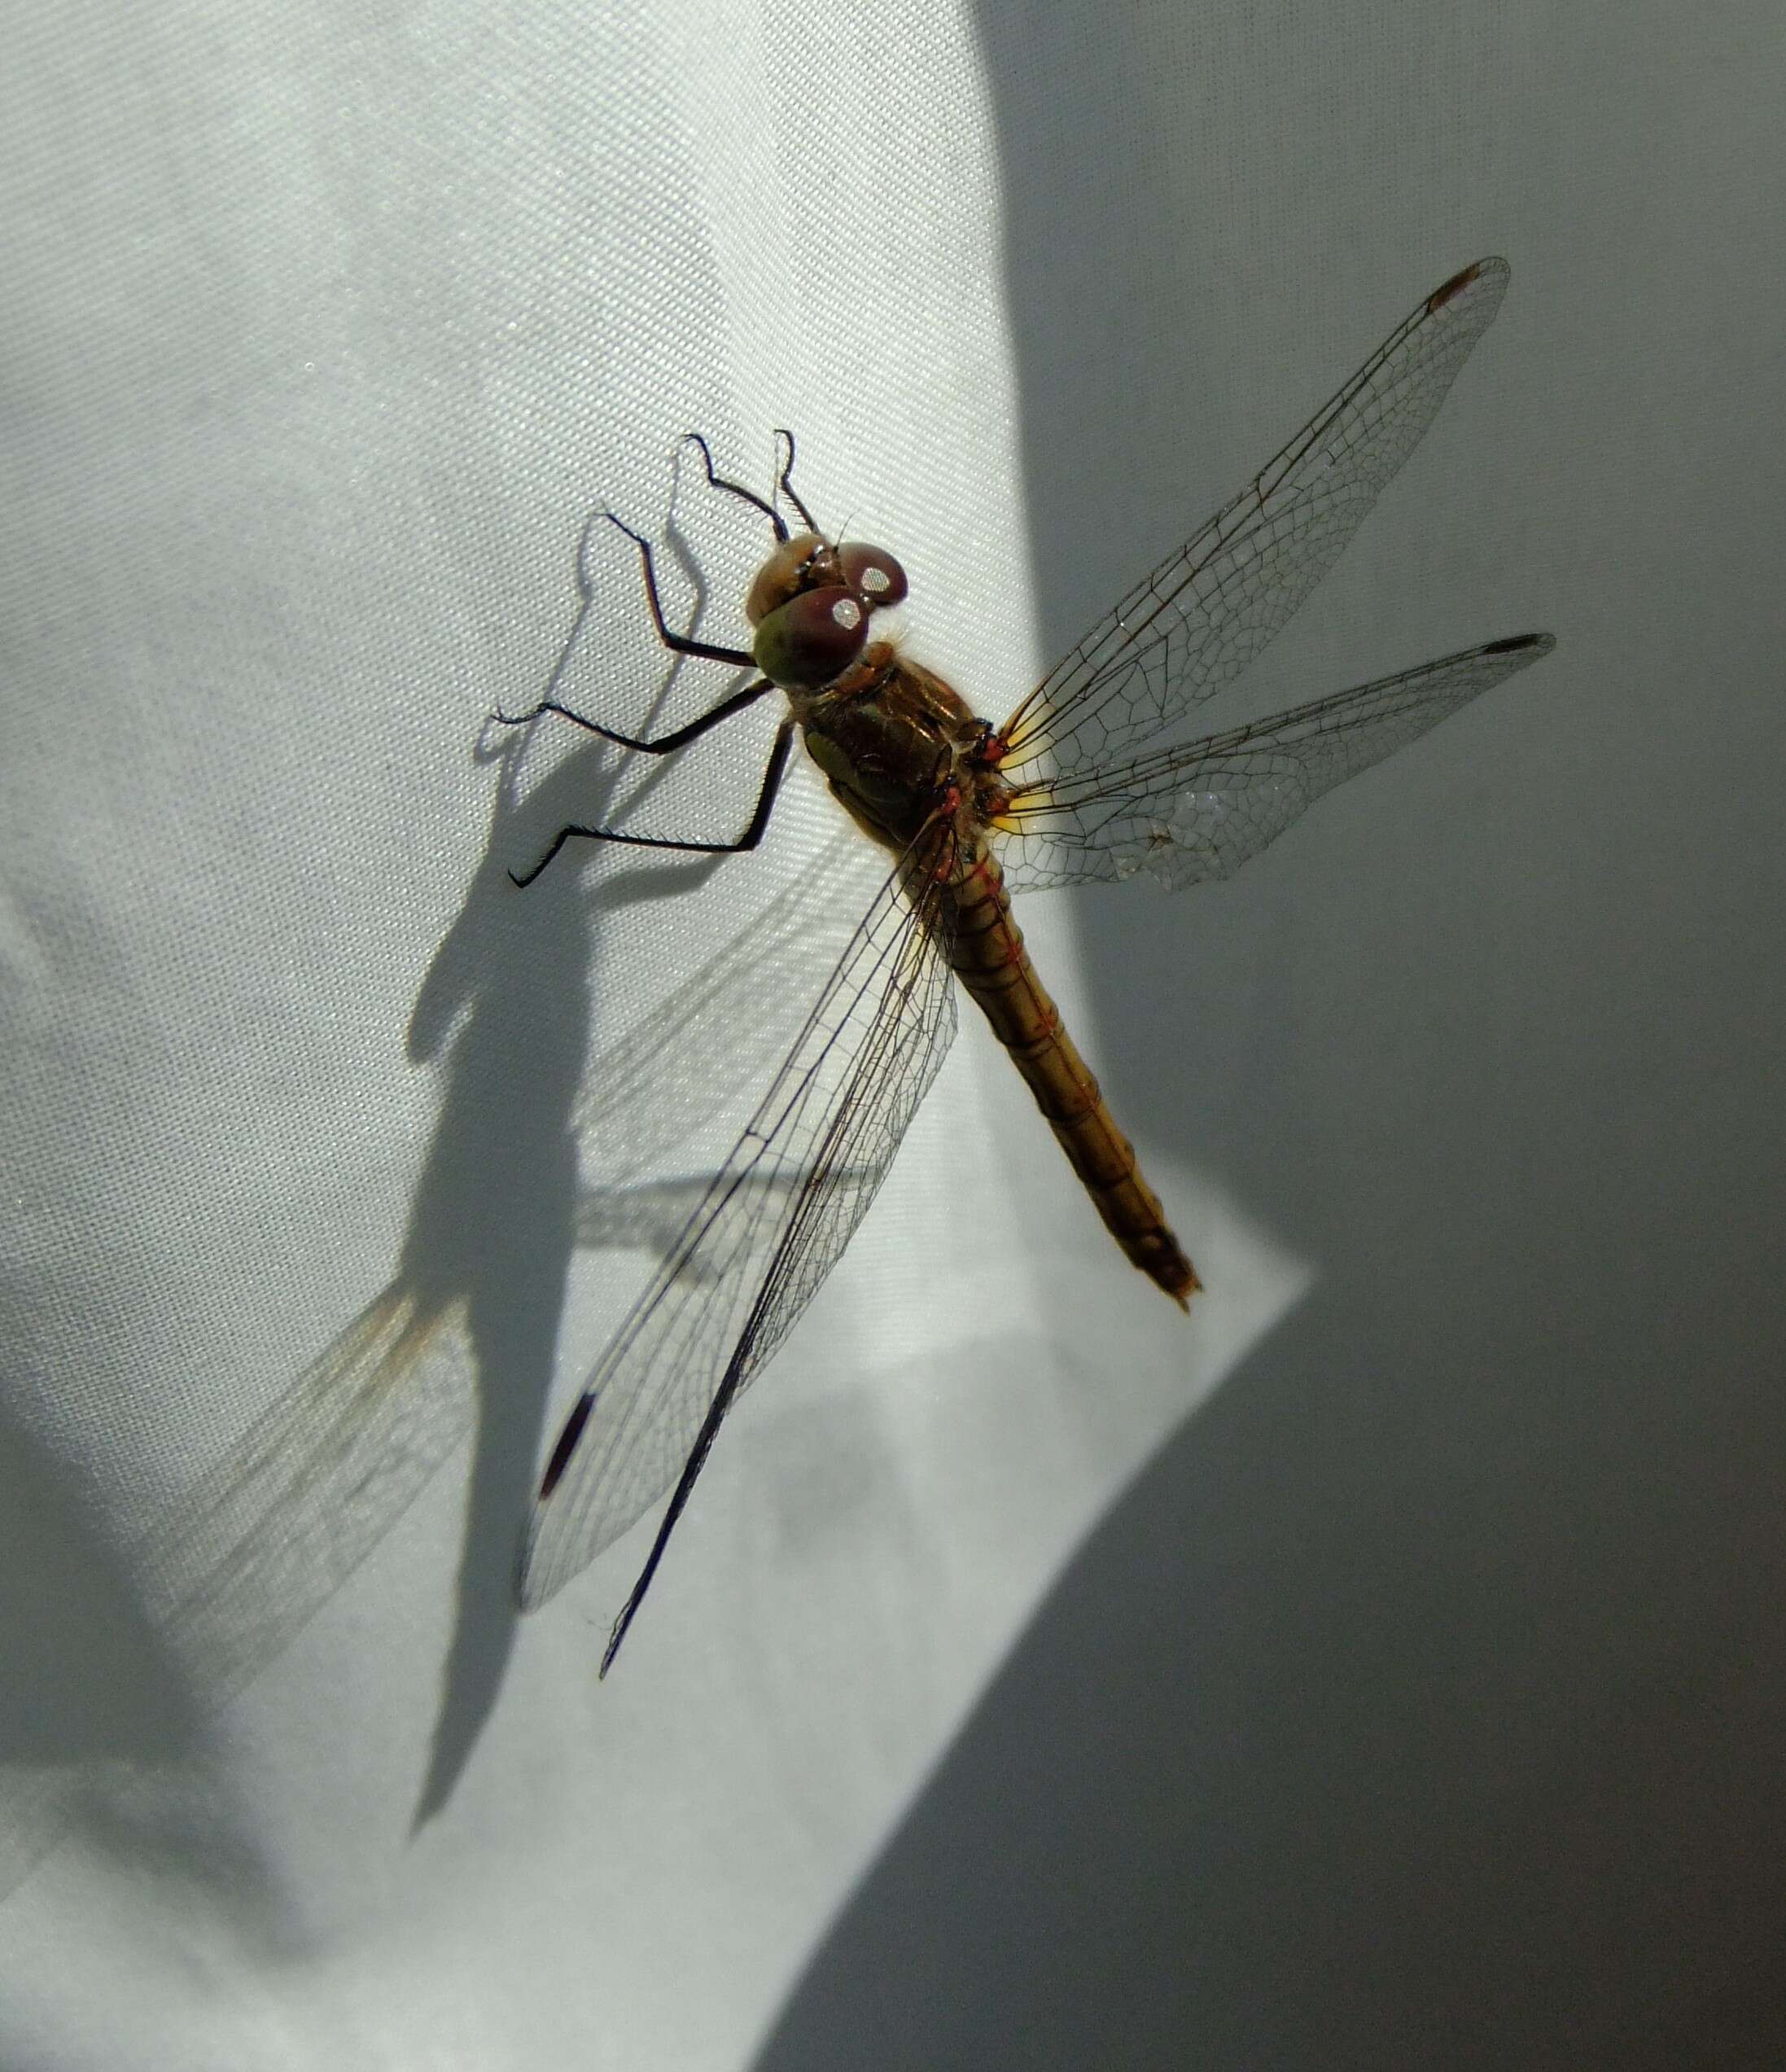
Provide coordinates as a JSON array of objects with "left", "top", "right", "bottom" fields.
[{"left": 500, "top": 257, "right": 1554, "bottom": 1671}]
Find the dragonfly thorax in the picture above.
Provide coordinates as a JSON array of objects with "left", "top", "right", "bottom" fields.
[{"left": 798, "top": 651, "right": 1000, "bottom": 855}]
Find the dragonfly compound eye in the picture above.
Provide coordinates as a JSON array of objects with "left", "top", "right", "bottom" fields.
[
  {"left": 837, "top": 543, "right": 908, "bottom": 611},
  {"left": 752, "top": 585, "right": 869, "bottom": 689}
]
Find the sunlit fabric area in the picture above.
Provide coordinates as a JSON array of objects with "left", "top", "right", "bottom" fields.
[{"left": 2, "top": 3, "right": 1782, "bottom": 2065}]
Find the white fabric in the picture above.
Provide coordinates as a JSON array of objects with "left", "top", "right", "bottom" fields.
[{"left": 4, "top": 1, "right": 1784, "bottom": 2065}]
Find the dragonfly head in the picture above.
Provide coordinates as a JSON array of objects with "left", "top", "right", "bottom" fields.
[{"left": 747, "top": 532, "right": 908, "bottom": 690}]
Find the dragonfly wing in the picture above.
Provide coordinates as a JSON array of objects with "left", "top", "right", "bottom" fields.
[
  {"left": 571, "top": 826, "right": 866, "bottom": 1189},
  {"left": 998, "top": 634, "right": 1555, "bottom": 892},
  {"left": 998, "top": 260, "right": 1512, "bottom": 780},
  {"left": 519, "top": 826, "right": 959, "bottom": 1661}
]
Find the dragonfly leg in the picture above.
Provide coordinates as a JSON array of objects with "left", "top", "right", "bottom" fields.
[
  {"left": 491, "top": 504, "right": 775, "bottom": 743},
  {"left": 677, "top": 430, "right": 819, "bottom": 539},
  {"left": 680, "top": 431, "right": 790, "bottom": 541},
  {"left": 604, "top": 509, "right": 757, "bottom": 668},
  {"left": 510, "top": 718, "right": 795, "bottom": 887},
  {"left": 773, "top": 429, "right": 818, "bottom": 534},
  {"left": 492, "top": 678, "right": 774, "bottom": 756}
]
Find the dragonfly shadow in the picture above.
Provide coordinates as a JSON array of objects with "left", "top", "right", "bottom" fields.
[
  {"left": 0, "top": 1417, "right": 195, "bottom": 1765},
  {"left": 405, "top": 698, "right": 764, "bottom": 1824},
  {"left": 0, "top": 1411, "right": 205, "bottom": 1899},
  {"left": 111, "top": 491, "right": 827, "bottom": 1850}
]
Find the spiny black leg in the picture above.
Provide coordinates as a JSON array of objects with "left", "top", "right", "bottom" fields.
[
  {"left": 680, "top": 432, "right": 789, "bottom": 541},
  {"left": 490, "top": 497, "right": 770, "bottom": 743},
  {"left": 773, "top": 429, "right": 819, "bottom": 534},
  {"left": 600, "top": 510, "right": 755, "bottom": 668},
  {"left": 510, "top": 719, "right": 795, "bottom": 887},
  {"left": 492, "top": 679, "right": 773, "bottom": 756}
]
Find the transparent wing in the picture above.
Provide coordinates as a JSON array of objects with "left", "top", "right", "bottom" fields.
[
  {"left": 998, "top": 259, "right": 1512, "bottom": 780},
  {"left": 570, "top": 826, "right": 868, "bottom": 1187},
  {"left": 519, "top": 825, "right": 959, "bottom": 1668},
  {"left": 998, "top": 635, "right": 1555, "bottom": 892}
]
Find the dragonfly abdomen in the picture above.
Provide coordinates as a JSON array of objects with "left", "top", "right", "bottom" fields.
[{"left": 943, "top": 846, "right": 1198, "bottom": 1308}]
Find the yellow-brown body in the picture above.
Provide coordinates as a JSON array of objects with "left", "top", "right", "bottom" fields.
[{"left": 792, "top": 642, "right": 1198, "bottom": 1307}]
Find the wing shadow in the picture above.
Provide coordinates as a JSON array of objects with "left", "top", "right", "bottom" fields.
[{"left": 97, "top": 470, "right": 867, "bottom": 1851}]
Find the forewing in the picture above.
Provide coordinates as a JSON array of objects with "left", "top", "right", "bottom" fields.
[
  {"left": 519, "top": 826, "right": 958, "bottom": 1627},
  {"left": 999, "top": 634, "right": 1555, "bottom": 892},
  {"left": 998, "top": 260, "right": 1512, "bottom": 780}
]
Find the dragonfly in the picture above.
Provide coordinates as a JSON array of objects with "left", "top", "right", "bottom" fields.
[{"left": 498, "top": 256, "right": 1554, "bottom": 1671}]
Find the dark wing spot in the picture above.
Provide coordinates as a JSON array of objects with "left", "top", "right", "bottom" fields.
[{"left": 539, "top": 1392, "right": 596, "bottom": 1499}]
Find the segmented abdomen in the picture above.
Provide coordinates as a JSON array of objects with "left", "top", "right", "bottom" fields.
[{"left": 941, "top": 843, "right": 1198, "bottom": 1308}]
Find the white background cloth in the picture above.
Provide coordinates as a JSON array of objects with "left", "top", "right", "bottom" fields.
[{"left": 3, "top": 1, "right": 1783, "bottom": 2065}]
